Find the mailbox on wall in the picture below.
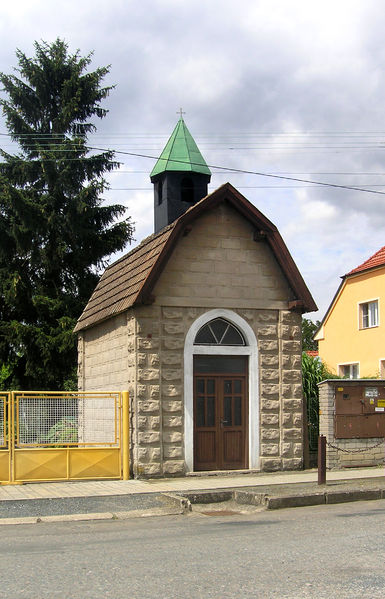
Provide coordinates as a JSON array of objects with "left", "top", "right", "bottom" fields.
[{"left": 335, "top": 383, "right": 385, "bottom": 438}]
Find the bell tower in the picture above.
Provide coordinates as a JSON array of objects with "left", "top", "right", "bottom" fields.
[{"left": 150, "top": 116, "right": 211, "bottom": 233}]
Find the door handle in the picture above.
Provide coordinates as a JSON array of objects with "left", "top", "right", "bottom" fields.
[{"left": 220, "top": 419, "right": 228, "bottom": 427}]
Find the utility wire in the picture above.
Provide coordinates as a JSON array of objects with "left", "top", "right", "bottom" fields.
[
  {"left": 86, "top": 144, "right": 385, "bottom": 197},
  {"left": 3, "top": 131, "right": 385, "bottom": 195}
]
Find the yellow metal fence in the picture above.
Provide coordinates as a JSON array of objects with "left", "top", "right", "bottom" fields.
[{"left": 0, "top": 391, "right": 129, "bottom": 484}]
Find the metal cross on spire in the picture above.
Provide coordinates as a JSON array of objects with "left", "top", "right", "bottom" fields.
[{"left": 177, "top": 108, "right": 186, "bottom": 119}]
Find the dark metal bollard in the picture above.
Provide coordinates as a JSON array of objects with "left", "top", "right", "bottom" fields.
[{"left": 318, "top": 435, "right": 326, "bottom": 485}]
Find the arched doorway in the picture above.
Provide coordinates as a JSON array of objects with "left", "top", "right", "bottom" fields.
[{"left": 184, "top": 310, "right": 259, "bottom": 472}]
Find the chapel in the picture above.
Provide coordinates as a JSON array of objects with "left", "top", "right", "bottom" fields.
[{"left": 74, "top": 117, "right": 317, "bottom": 477}]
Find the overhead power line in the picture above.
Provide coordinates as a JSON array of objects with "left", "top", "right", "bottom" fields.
[
  {"left": 3, "top": 131, "right": 385, "bottom": 196},
  {"left": 86, "top": 145, "right": 385, "bottom": 197}
]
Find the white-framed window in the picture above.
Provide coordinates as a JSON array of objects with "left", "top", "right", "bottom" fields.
[
  {"left": 359, "top": 299, "right": 379, "bottom": 329},
  {"left": 338, "top": 363, "right": 359, "bottom": 379}
]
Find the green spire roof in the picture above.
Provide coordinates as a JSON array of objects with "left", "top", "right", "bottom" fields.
[{"left": 150, "top": 118, "right": 211, "bottom": 178}]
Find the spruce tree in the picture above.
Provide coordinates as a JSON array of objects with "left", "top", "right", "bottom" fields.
[{"left": 0, "top": 39, "right": 133, "bottom": 390}]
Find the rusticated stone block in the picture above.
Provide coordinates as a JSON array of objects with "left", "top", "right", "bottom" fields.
[
  {"left": 261, "top": 443, "right": 279, "bottom": 456},
  {"left": 137, "top": 416, "right": 148, "bottom": 430},
  {"left": 149, "top": 354, "right": 160, "bottom": 367},
  {"left": 137, "top": 337, "right": 160, "bottom": 350},
  {"left": 293, "top": 413, "right": 303, "bottom": 427},
  {"left": 162, "top": 385, "right": 182, "bottom": 397},
  {"left": 138, "top": 431, "right": 160, "bottom": 445},
  {"left": 293, "top": 443, "right": 302, "bottom": 456},
  {"left": 261, "top": 369, "right": 279, "bottom": 382},
  {"left": 282, "top": 428, "right": 302, "bottom": 441},
  {"left": 163, "top": 400, "right": 183, "bottom": 413},
  {"left": 282, "top": 458, "right": 302, "bottom": 470},
  {"left": 138, "top": 463, "right": 161, "bottom": 476},
  {"left": 163, "top": 446, "right": 183, "bottom": 459},
  {"left": 282, "top": 340, "right": 301, "bottom": 353},
  {"left": 261, "top": 384, "right": 279, "bottom": 398},
  {"left": 163, "top": 431, "right": 182, "bottom": 444},
  {"left": 150, "top": 385, "right": 159, "bottom": 398},
  {"left": 281, "top": 385, "right": 294, "bottom": 398},
  {"left": 163, "top": 415, "right": 183, "bottom": 428},
  {"left": 138, "top": 368, "right": 159, "bottom": 382},
  {"left": 261, "top": 399, "right": 280, "bottom": 412},
  {"left": 260, "top": 458, "right": 282, "bottom": 471},
  {"left": 149, "top": 447, "right": 161, "bottom": 461},
  {"left": 259, "top": 340, "right": 279, "bottom": 352},
  {"left": 137, "top": 385, "right": 148, "bottom": 398},
  {"left": 137, "top": 448, "right": 149, "bottom": 461},
  {"left": 258, "top": 325, "right": 277, "bottom": 338},
  {"left": 280, "top": 325, "right": 294, "bottom": 339},
  {"left": 163, "top": 460, "right": 185, "bottom": 475},
  {"left": 281, "top": 354, "right": 293, "bottom": 367},
  {"left": 148, "top": 416, "right": 160, "bottom": 430},
  {"left": 162, "top": 369, "right": 182, "bottom": 381},
  {"left": 281, "top": 442, "right": 293, "bottom": 456},
  {"left": 282, "top": 370, "right": 302, "bottom": 384},
  {"left": 137, "top": 353, "right": 147, "bottom": 367},
  {"left": 292, "top": 384, "right": 303, "bottom": 399},
  {"left": 261, "top": 354, "right": 279, "bottom": 368},
  {"left": 261, "top": 413, "right": 279, "bottom": 426},
  {"left": 282, "top": 413, "right": 292, "bottom": 426},
  {"left": 261, "top": 429, "right": 280, "bottom": 440},
  {"left": 138, "top": 400, "right": 160, "bottom": 414},
  {"left": 283, "top": 399, "right": 302, "bottom": 412},
  {"left": 291, "top": 355, "right": 301, "bottom": 368},
  {"left": 281, "top": 311, "right": 300, "bottom": 325}
]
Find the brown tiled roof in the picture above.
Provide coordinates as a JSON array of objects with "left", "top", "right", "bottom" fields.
[
  {"left": 74, "top": 183, "right": 318, "bottom": 332},
  {"left": 347, "top": 245, "right": 385, "bottom": 276},
  {"left": 73, "top": 224, "right": 175, "bottom": 332}
]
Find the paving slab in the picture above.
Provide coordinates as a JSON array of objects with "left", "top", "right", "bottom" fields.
[{"left": 1, "top": 467, "right": 385, "bottom": 523}]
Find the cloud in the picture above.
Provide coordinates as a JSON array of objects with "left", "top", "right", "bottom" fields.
[{"left": 2, "top": 0, "right": 385, "bottom": 320}]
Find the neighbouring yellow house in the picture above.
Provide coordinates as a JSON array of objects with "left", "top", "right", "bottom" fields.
[{"left": 315, "top": 246, "right": 385, "bottom": 378}]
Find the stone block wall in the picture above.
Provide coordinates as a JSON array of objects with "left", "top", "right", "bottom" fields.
[
  {"left": 319, "top": 380, "right": 385, "bottom": 468},
  {"left": 131, "top": 304, "right": 303, "bottom": 477},
  {"left": 78, "top": 313, "right": 129, "bottom": 391}
]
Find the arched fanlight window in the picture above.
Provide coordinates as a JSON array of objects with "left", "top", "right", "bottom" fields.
[{"left": 194, "top": 318, "right": 246, "bottom": 346}]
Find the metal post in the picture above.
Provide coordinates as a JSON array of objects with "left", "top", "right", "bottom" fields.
[
  {"left": 318, "top": 434, "right": 326, "bottom": 485},
  {"left": 122, "top": 391, "right": 130, "bottom": 480}
]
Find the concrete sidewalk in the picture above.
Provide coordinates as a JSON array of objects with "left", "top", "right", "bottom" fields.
[{"left": 1, "top": 467, "right": 385, "bottom": 524}]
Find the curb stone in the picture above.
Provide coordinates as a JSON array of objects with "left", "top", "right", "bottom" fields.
[{"left": 0, "top": 506, "right": 185, "bottom": 526}]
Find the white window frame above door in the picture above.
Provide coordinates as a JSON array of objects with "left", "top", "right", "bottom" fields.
[{"left": 183, "top": 309, "right": 259, "bottom": 472}]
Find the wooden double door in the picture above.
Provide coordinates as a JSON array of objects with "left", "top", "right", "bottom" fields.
[{"left": 193, "top": 356, "right": 248, "bottom": 471}]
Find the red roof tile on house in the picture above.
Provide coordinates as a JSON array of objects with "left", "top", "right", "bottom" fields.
[{"left": 347, "top": 245, "right": 385, "bottom": 276}]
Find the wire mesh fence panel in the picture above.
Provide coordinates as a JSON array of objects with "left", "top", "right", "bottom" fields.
[
  {"left": 78, "top": 394, "right": 120, "bottom": 446},
  {"left": 14, "top": 393, "right": 120, "bottom": 447}
]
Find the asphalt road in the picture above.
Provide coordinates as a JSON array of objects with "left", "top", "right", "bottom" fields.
[{"left": 1, "top": 499, "right": 385, "bottom": 598}]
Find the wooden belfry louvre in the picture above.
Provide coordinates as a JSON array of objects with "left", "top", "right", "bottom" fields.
[{"left": 193, "top": 319, "right": 248, "bottom": 471}]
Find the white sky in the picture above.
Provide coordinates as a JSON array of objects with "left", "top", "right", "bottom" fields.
[{"left": 1, "top": 0, "right": 385, "bottom": 320}]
